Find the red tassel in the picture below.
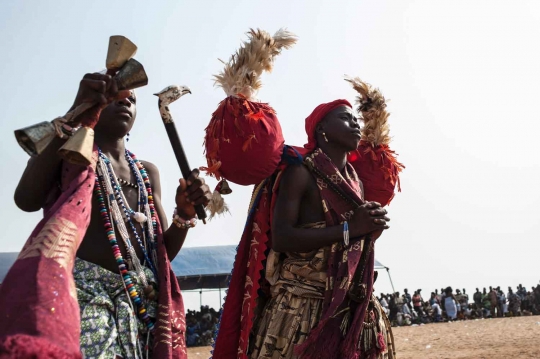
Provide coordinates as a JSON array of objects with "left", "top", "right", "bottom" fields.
[
  {"left": 199, "top": 161, "right": 222, "bottom": 178},
  {"left": 340, "top": 307, "right": 363, "bottom": 358},
  {"left": 242, "top": 134, "right": 257, "bottom": 151},
  {"left": 377, "top": 332, "right": 386, "bottom": 352},
  {"left": 246, "top": 109, "right": 265, "bottom": 121}
]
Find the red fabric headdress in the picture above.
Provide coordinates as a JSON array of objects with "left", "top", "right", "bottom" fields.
[{"left": 303, "top": 99, "right": 352, "bottom": 153}]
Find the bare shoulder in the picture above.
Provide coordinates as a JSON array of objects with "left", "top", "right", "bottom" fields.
[
  {"left": 280, "top": 164, "right": 315, "bottom": 193},
  {"left": 140, "top": 160, "right": 159, "bottom": 175},
  {"left": 139, "top": 160, "right": 161, "bottom": 190}
]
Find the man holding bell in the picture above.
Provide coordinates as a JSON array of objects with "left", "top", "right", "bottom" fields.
[{"left": 11, "top": 72, "right": 211, "bottom": 358}]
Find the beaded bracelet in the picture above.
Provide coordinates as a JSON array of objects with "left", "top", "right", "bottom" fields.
[
  {"left": 173, "top": 216, "right": 197, "bottom": 229},
  {"left": 172, "top": 208, "right": 197, "bottom": 229},
  {"left": 343, "top": 221, "right": 350, "bottom": 247}
]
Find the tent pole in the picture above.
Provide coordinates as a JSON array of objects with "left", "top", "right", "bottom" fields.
[
  {"left": 219, "top": 283, "right": 222, "bottom": 308},
  {"left": 386, "top": 267, "right": 395, "bottom": 293}
]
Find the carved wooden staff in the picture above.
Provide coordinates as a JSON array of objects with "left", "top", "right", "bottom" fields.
[{"left": 154, "top": 85, "right": 207, "bottom": 224}]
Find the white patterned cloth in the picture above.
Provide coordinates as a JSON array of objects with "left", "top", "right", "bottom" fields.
[{"left": 74, "top": 258, "right": 157, "bottom": 359}]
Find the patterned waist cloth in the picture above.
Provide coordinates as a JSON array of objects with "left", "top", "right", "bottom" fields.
[
  {"left": 249, "top": 222, "right": 329, "bottom": 359},
  {"left": 74, "top": 257, "right": 157, "bottom": 359},
  {"left": 249, "top": 222, "right": 395, "bottom": 359}
]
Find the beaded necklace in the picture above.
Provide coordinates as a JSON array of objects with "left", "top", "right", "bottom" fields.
[
  {"left": 100, "top": 152, "right": 158, "bottom": 278},
  {"left": 94, "top": 148, "right": 159, "bottom": 334},
  {"left": 126, "top": 150, "right": 160, "bottom": 269},
  {"left": 94, "top": 174, "right": 155, "bottom": 333}
]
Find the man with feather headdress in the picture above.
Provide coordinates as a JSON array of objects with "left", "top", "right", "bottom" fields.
[{"left": 205, "top": 29, "right": 402, "bottom": 359}]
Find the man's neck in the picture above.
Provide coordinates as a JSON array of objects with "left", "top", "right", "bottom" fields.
[
  {"left": 318, "top": 144, "right": 347, "bottom": 171},
  {"left": 95, "top": 134, "right": 126, "bottom": 162}
]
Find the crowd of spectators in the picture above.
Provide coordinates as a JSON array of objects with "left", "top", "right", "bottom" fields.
[
  {"left": 186, "top": 284, "right": 540, "bottom": 346},
  {"left": 185, "top": 305, "right": 220, "bottom": 347},
  {"left": 378, "top": 284, "right": 540, "bottom": 327}
]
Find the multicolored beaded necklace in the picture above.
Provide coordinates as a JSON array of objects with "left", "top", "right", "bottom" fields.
[
  {"left": 94, "top": 148, "right": 160, "bottom": 334},
  {"left": 101, "top": 153, "right": 158, "bottom": 278}
]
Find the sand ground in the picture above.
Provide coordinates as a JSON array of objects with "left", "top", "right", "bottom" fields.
[{"left": 187, "top": 316, "right": 540, "bottom": 358}]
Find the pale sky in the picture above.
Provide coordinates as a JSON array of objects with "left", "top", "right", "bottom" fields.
[{"left": 0, "top": 0, "right": 539, "bottom": 311}]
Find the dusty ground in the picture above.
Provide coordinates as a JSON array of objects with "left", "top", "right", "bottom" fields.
[{"left": 187, "top": 316, "right": 540, "bottom": 358}]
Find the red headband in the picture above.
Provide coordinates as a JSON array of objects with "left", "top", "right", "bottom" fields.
[{"left": 303, "top": 99, "right": 352, "bottom": 152}]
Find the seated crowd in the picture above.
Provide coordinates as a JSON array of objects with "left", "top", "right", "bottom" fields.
[
  {"left": 185, "top": 306, "right": 220, "bottom": 347},
  {"left": 186, "top": 284, "right": 540, "bottom": 346},
  {"left": 378, "top": 284, "right": 540, "bottom": 326}
]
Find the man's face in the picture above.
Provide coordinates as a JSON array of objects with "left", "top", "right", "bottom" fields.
[
  {"left": 319, "top": 106, "right": 361, "bottom": 151},
  {"left": 95, "top": 91, "right": 137, "bottom": 138}
]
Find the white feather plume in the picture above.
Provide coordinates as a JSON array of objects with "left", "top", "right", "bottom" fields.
[
  {"left": 206, "top": 191, "right": 230, "bottom": 220},
  {"left": 214, "top": 28, "right": 297, "bottom": 100}
]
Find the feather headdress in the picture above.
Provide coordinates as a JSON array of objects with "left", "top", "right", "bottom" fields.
[
  {"left": 214, "top": 28, "right": 297, "bottom": 100},
  {"left": 345, "top": 76, "right": 391, "bottom": 146},
  {"left": 345, "top": 76, "right": 404, "bottom": 205}
]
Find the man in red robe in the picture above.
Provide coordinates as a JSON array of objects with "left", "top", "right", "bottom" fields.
[
  {"left": 1, "top": 72, "right": 211, "bottom": 358},
  {"left": 213, "top": 100, "right": 395, "bottom": 359}
]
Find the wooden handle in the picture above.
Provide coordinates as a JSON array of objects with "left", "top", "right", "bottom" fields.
[{"left": 164, "top": 122, "right": 207, "bottom": 223}]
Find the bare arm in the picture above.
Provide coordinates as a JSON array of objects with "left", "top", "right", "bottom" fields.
[
  {"left": 272, "top": 164, "right": 389, "bottom": 253},
  {"left": 14, "top": 73, "right": 128, "bottom": 212},
  {"left": 271, "top": 165, "right": 347, "bottom": 253},
  {"left": 14, "top": 137, "right": 67, "bottom": 212},
  {"left": 143, "top": 161, "right": 188, "bottom": 261}
]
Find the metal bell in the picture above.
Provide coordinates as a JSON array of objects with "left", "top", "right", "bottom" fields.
[
  {"left": 115, "top": 58, "right": 148, "bottom": 91},
  {"left": 106, "top": 35, "right": 137, "bottom": 70},
  {"left": 218, "top": 179, "right": 232, "bottom": 195},
  {"left": 14, "top": 121, "right": 56, "bottom": 156},
  {"left": 57, "top": 126, "right": 95, "bottom": 166}
]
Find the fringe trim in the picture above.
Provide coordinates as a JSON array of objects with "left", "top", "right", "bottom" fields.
[
  {"left": 210, "top": 180, "right": 267, "bottom": 359},
  {"left": 359, "top": 141, "right": 405, "bottom": 192}
]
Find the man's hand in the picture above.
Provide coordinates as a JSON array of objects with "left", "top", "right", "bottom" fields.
[
  {"left": 175, "top": 169, "right": 212, "bottom": 220},
  {"left": 71, "top": 73, "right": 130, "bottom": 110},
  {"left": 349, "top": 201, "right": 390, "bottom": 238}
]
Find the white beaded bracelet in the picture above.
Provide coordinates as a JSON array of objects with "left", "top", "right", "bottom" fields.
[{"left": 172, "top": 208, "right": 197, "bottom": 229}]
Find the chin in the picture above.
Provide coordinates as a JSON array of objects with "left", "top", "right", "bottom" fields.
[
  {"left": 346, "top": 141, "right": 361, "bottom": 152},
  {"left": 95, "top": 124, "right": 131, "bottom": 139}
]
